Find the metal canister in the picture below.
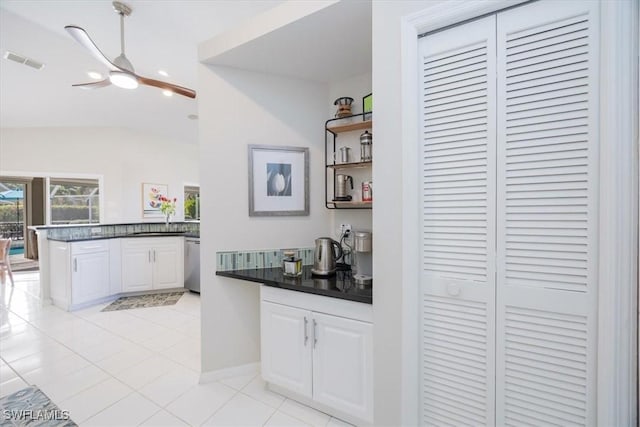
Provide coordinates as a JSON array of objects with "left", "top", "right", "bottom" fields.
[{"left": 362, "top": 181, "right": 372, "bottom": 202}]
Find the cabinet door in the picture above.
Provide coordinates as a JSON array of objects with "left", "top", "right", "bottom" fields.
[
  {"left": 261, "top": 301, "right": 312, "bottom": 398},
  {"left": 312, "top": 312, "right": 373, "bottom": 422},
  {"left": 153, "top": 240, "right": 183, "bottom": 289},
  {"left": 121, "top": 245, "right": 153, "bottom": 292},
  {"left": 71, "top": 251, "right": 110, "bottom": 305}
]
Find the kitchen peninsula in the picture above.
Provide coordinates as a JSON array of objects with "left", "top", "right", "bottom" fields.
[{"left": 33, "top": 222, "right": 199, "bottom": 311}]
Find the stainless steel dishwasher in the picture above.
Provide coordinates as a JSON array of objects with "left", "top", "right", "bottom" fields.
[{"left": 184, "top": 238, "right": 200, "bottom": 293}]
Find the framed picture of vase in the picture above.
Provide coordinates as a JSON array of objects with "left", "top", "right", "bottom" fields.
[
  {"left": 142, "top": 183, "right": 168, "bottom": 218},
  {"left": 248, "top": 145, "right": 309, "bottom": 216}
]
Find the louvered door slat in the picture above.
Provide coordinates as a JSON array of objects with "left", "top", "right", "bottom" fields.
[
  {"left": 496, "top": 2, "right": 598, "bottom": 425},
  {"left": 420, "top": 15, "right": 496, "bottom": 426}
]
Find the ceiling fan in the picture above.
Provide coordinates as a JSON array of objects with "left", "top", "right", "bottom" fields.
[{"left": 65, "top": 1, "right": 196, "bottom": 99}]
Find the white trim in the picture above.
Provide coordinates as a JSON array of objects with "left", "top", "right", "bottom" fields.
[
  {"left": 407, "top": 0, "right": 529, "bottom": 36},
  {"left": 399, "top": 0, "right": 639, "bottom": 425},
  {"left": 198, "top": 362, "right": 260, "bottom": 384},
  {"left": 597, "top": 1, "right": 639, "bottom": 426},
  {"left": 399, "top": 16, "right": 420, "bottom": 427}
]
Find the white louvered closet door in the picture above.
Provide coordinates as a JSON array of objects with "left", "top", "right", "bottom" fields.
[
  {"left": 419, "top": 16, "right": 496, "bottom": 427},
  {"left": 495, "top": 1, "right": 599, "bottom": 426}
]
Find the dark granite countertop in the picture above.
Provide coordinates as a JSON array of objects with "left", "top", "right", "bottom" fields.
[
  {"left": 216, "top": 266, "right": 372, "bottom": 304},
  {"left": 48, "top": 232, "right": 199, "bottom": 242}
]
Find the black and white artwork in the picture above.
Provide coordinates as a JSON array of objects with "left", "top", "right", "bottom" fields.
[
  {"left": 267, "top": 163, "right": 292, "bottom": 196},
  {"left": 248, "top": 145, "right": 309, "bottom": 216}
]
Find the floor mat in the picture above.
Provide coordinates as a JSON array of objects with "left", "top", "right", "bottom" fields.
[
  {"left": 0, "top": 385, "right": 77, "bottom": 426},
  {"left": 101, "top": 291, "right": 185, "bottom": 311}
]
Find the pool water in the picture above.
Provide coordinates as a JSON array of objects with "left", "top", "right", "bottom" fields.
[{"left": 9, "top": 247, "right": 24, "bottom": 256}]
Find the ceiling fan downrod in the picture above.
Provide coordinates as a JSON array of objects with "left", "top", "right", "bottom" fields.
[{"left": 109, "top": 1, "right": 136, "bottom": 87}]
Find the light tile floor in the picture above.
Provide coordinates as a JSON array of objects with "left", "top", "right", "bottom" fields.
[{"left": 0, "top": 271, "right": 352, "bottom": 426}]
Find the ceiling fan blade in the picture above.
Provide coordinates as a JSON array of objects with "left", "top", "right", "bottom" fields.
[
  {"left": 72, "top": 79, "right": 112, "bottom": 90},
  {"left": 138, "top": 76, "right": 196, "bottom": 99},
  {"left": 65, "top": 25, "right": 122, "bottom": 72}
]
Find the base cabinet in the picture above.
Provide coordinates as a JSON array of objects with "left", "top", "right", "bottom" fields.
[
  {"left": 49, "top": 240, "right": 111, "bottom": 310},
  {"left": 261, "top": 302, "right": 313, "bottom": 397},
  {"left": 121, "top": 237, "right": 184, "bottom": 292},
  {"left": 49, "top": 236, "right": 185, "bottom": 311},
  {"left": 71, "top": 250, "right": 110, "bottom": 305},
  {"left": 311, "top": 312, "right": 373, "bottom": 419},
  {"left": 261, "top": 287, "right": 373, "bottom": 424}
]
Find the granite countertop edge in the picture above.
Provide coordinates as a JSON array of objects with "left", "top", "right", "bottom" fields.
[{"left": 216, "top": 268, "right": 373, "bottom": 305}]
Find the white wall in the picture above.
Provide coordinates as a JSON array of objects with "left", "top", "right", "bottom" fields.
[
  {"left": 198, "top": 64, "right": 330, "bottom": 373},
  {"left": 0, "top": 127, "right": 198, "bottom": 223},
  {"left": 328, "top": 72, "right": 373, "bottom": 238},
  {"left": 371, "top": 1, "right": 437, "bottom": 425}
]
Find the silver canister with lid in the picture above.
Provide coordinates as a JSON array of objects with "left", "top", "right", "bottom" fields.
[
  {"left": 282, "top": 250, "right": 302, "bottom": 277},
  {"left": 360, "top": 130, "right": 372, "bottom": 162}
]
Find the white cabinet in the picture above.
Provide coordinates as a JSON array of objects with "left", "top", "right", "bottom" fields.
[
  {"left": 121, "top": 237, "right": 184, "bottom": 292},
  {"left": 71, "top": 250, "right": 110, "bottom": 305},
  {"left": 260, "top": 286, "right": 373, "bottom": 424},
  {"left": 311, "top": 312, "right": 372, "bottom": 419},
  {"left": 121, "top": 243, "right": 153, "bottom": 292},
  {"left": 261, "top": 302, "right": 313, "bottom": 397},
  {"left": 153, "top": 241, "right": 182, "bottom": 289},
  {"left": 49, "top": 240, "right": 111, "bottom": 310}
]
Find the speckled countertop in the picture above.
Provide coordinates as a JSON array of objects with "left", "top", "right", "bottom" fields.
[{"left": 217, "top": 266, "right": 372, "bottom": 304}]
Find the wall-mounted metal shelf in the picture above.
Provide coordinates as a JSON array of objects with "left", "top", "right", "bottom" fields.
[{"left": 324, "top": 113, "right": 372, "bottom": 210}]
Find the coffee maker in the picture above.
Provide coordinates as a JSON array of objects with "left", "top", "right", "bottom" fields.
[{"left": 352, "top": 231, "right": 372, "bottom": 285}]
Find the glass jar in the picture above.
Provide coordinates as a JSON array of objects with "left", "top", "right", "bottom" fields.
[{"left": 282, "top": 250, "right": 302, "bottom": 277}]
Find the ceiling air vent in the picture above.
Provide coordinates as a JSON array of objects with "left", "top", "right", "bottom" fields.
[{"left": 3, "top": 50, "right": 45, "bottom": 70}]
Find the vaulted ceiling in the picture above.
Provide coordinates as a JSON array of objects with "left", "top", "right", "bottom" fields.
[{"left": 0, "top": 0, "right": 282, "bottom": 145}]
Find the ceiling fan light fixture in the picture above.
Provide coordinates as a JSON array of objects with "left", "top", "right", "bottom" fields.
[
  {"left": 162, "top": 89, "right": 173, "bottom": 97},
  {"left": 158, "top": 70, "right": 169, "bottom": 77},
  {"left": 109, "top": 70, "right": 138, "bottom": 89},
  {"left": 87, "top": 70, "right": 103, "bottom": 80}
]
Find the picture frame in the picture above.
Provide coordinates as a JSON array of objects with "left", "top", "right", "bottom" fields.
[
  {"left": 142, "top": 183, "right": 168, "bottom": 218},
  {"left": 248, "top": 145, "right": 309, "bottom": 216},
  {"left": 362, "top": 92, "right": 373, "bottom": 120}
]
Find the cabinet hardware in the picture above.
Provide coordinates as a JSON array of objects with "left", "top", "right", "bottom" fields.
[
  {"left": 313, "top": 319, "right": 318, "bottom": 348},
  {"left": 73, "top": 258, "right": 77, "bottom": 272},
  {"left": 148, "top": 250, "right": 151, "bottom": 262},
  {"left": 304, "top": 316, "right": 309, "bottom": 346},
  {"left": 153, "top": 250, "right": 156, "bottom": 262}
]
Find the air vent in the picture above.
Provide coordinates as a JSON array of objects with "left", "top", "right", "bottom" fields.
[{"left": 3, "top": 50, "right": 45, "bottom": 70}]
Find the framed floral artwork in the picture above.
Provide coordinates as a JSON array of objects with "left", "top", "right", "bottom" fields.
[{"left": 142, "top": 183, "right": 168, "bottom": 218}]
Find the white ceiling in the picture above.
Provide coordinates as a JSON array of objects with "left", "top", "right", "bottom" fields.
[
  {"left": 0, "top": 0, "right": 282, "bottom": 145},
  {"left": 201, "top": 0, "right": 372, "bottom": 84}
]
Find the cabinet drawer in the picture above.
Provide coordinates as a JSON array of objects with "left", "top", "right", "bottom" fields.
[{"left": 71, "top": 240, "right": 109, "bottom": 255}]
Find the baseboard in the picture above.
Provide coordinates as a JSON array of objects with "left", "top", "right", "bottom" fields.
[{"left": 199, "top": 362, "right": 260, "bottom": 384}]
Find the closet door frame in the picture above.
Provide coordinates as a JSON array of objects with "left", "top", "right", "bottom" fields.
[{"left": 399, "top": 1, "right": 638, "bottom": 426}]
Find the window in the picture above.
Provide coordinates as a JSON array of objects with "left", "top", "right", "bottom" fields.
[
  {"left": 184, "top": 186, "right": 200, "bottom": 220},
  {"left": 0, "top": 180, "right": 25, "bottom": 241},
  {"left": 49, "top": 179, "right": 100, "bottom": 224}
]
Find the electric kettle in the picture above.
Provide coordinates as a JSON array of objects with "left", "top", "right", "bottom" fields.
[{"left": 312, "top": 237, "right": 343, "bottom": 276}]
